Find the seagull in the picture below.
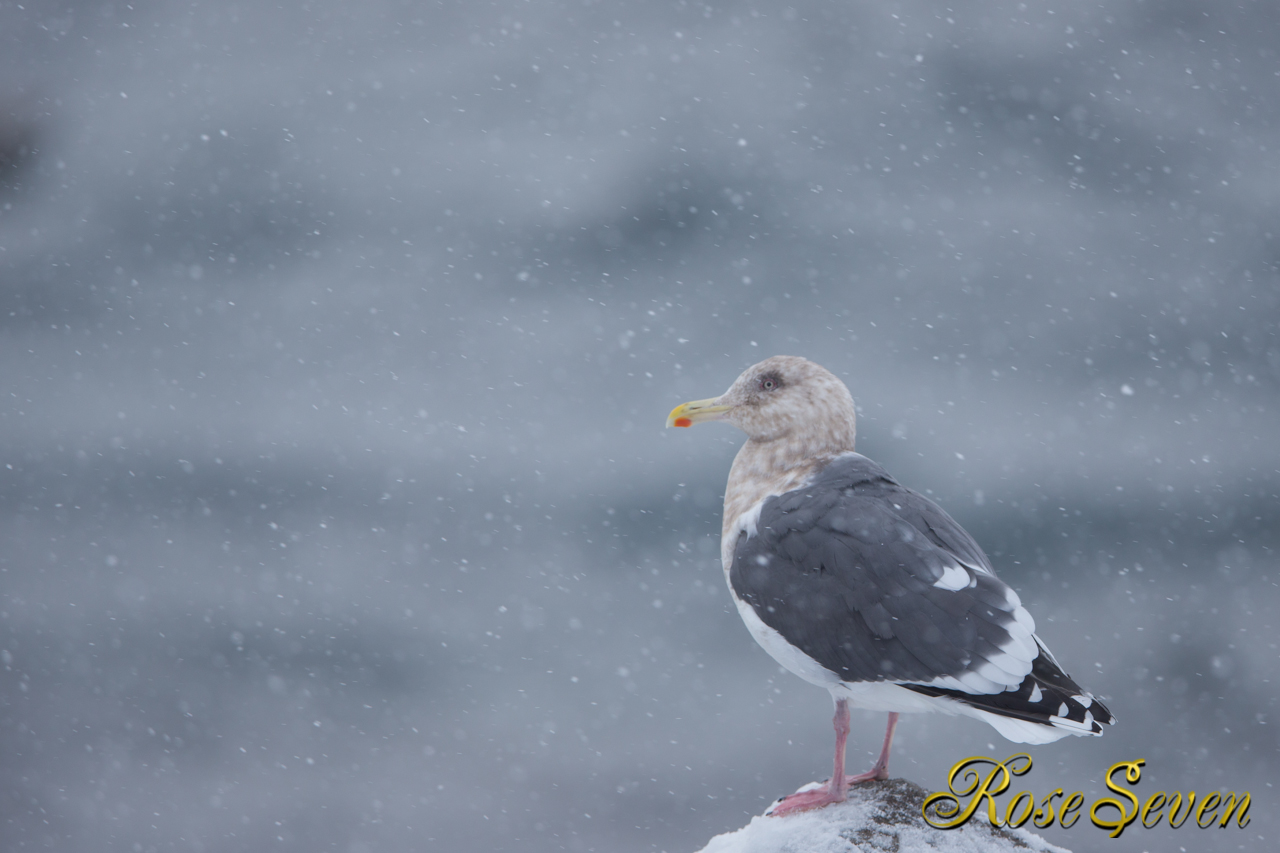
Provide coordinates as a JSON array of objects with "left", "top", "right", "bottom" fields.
[{"left": 667, "top": 355, "right": 1113, "bottom": 816}]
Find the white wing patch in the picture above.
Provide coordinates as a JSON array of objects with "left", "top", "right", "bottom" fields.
[
  {"left": 932, "top": 563, "right": 970, "bottom": 591},
  {"left": 925, "top": 670, "right": 1007, "bottom": 696},
  {"left": 1045, "top": 708, "right": 1102, "bottom": 737},
  {"left": 720, "top": 499, "right": 767, "bottom": 575}
]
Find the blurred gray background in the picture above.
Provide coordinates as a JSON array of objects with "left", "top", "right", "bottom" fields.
[{"left": 1, "top": 1, "right": 1276, "bottom": 851}]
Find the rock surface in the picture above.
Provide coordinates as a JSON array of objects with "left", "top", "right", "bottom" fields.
[{"left": 695, "top": 779, "right": 1069, "bottom": 853}]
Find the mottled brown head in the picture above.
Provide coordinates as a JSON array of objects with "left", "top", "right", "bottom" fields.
[{"left": 668, "top": 355, "right": 857, "bottom": 451}]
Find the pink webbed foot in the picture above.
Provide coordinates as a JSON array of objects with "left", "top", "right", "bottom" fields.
[
  {"left": 764, "top": 780, "right": 845, "bottom": 817},
  {"left": 763, "top": 767, "right": 889, "bottom": 817},
  {"left": 765, "top": 707, "right": 898, "bottom": 817},
  {"left": 842, "top": 764, "right": 890, "bottom": 786}
]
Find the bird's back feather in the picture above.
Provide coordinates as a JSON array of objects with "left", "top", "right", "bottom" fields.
[{"left": 729, "top": 453, "right": 1112, "bottom": 737}]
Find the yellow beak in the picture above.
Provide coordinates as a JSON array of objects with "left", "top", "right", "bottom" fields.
[{"left": 666, "top": 397, "right": 732, "bottom": 428}]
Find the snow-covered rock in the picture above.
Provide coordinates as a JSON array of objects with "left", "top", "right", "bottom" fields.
[{"left": 695, "top": 779, "right": 1069, "bottom": 853}]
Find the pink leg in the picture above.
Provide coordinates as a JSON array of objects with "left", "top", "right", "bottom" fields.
[
  {"left": 843, "top": 711, "right": 898, "bottom": 785},
  {"left": 766, "top": 707, "right": 899, "bottom": 817}
]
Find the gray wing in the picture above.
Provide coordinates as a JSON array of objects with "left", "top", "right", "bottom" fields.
[{"left": 729, "top": 454, "right": 1037, "bottom": 692}]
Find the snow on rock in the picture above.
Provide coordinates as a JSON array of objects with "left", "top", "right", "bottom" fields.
[{"left": 695, "top": 779, "right": 1069, "bottom": 853}]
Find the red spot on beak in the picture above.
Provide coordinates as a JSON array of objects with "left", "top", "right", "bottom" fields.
[{"left": 674, "top": 417, "right": 693, "bottom": 428}]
